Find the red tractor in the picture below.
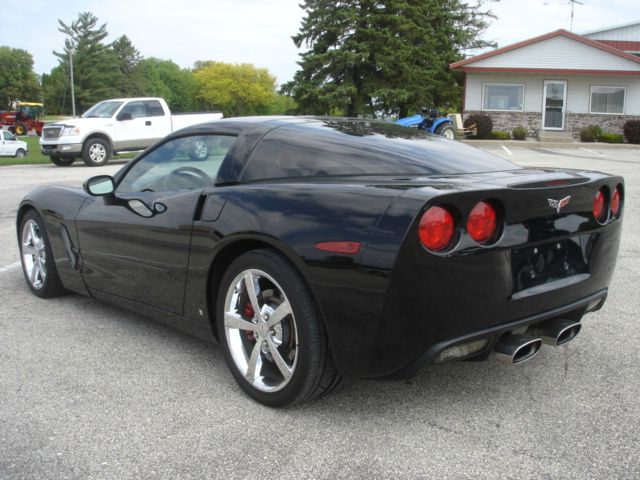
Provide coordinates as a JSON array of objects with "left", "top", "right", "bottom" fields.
[{"left": 0, "top": 102, "right": 45, "bottom": 136}]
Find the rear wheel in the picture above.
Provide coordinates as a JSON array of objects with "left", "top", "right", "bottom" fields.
[
  {"left": 15, "top": 122, "right": 28, "bottom": 136},
  {"left": 82, "top": 138, "right": 112, "bottom": 166},
  {"left": 217, "top": 249, "right": 342, "bottom": 407},
  {"left": 50, "top": 156, "right": 75, "bottom": 167},
  {"left": 19, "top": 210, "right": 66, "bottom": 298},
  {"left": 436, "top": 124, "right": 456, "bottom": 140},
  {"left": 15, "top": 149, "right": 26, "bottom": 158}
]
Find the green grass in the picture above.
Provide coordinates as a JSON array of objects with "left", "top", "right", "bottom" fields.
[{"left": 0, "top": 136, "right": 137, "bottom": 167}]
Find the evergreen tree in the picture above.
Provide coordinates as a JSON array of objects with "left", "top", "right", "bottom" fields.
[
  {"left": 53, "top": 12, "right": 122, "bottom": 113},
  {"left": 112, "top": 35, "right": 142, "bottom": 96},
  {"left": 282, "top": 0, "right": 496, "bottom": 117}
]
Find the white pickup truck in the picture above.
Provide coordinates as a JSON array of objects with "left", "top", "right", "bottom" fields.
[{"left": 40, "top": 97, "right": 223, "bottom": 166}]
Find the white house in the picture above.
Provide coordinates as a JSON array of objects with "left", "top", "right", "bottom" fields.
[{"left": 450, "top": 22, "right": 640, "bottom": 137}]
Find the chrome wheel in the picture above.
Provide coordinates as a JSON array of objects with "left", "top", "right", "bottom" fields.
[
  {"left": 193, "top": 140, "right": 208, "bottom": 159},
  {"left": 16, "top": 149, "right": 26, "bottom": 158},
  {"left": 88, "top": 143, "right": 107, "bottom": 163},
  {"left": 223, "top": 269, "right": 298, "bottom": 393},
  {"left": 21, "top": 219, "right": 47, "bottom": 289}
]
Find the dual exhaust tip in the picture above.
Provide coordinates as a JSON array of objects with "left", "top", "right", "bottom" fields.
[{"left": 494, "top": 318, "right": 582, "bottom": 365}]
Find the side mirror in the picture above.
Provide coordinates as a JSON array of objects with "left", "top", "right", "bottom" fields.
[
  {"left": 117, "top": 112, "right": 132, "bottom": 121},
  {"left": 84, "top": 175, "right": 115, "bottom": 196}
]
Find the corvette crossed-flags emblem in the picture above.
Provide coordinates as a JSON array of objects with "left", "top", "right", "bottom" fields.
[{"left": 548, "top": 195, "right": 571, "bottom": 214}]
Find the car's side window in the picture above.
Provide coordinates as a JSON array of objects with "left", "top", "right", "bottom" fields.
[
  {"left": 4, "top": 131, "right": 16, "bottom": 141},
  {"left": 117, "top": 134, "right": 236, "bottom": 193},
  {"left": 144, "top": 100, "right": 165, "bottom": 117},
  {"left": 120, "top": 101, "right": 147, "bottom": 119}
]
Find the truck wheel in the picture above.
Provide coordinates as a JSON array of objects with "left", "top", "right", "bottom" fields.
[
  {"left": 82, "top": 138, "right": 112, "bottom": 167},
  {"left": 50, "top": 156, "right": 75, "bottom": 167},
  {"left": 15, "top": 123, "right": 28, "bottom": 136},
  {"left": 15, "top": 149, "right": 27, "bottom": 158},
  {"left": 188, "top": 139, "right": 209, "bottom": 161},
  {"left": 436, "top": 124, "right": 456, "bottom": 140}
]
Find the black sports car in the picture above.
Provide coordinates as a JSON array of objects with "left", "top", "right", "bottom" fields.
[{"left": 17, "top": 117, "right": 623, "bottom": 407}]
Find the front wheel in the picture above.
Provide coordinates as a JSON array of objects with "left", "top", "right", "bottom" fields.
[
  {"left": 15, "top": 122, "right": 28, "bottom": 136},
  {"left": 15, "top": 149, "right": 26, "bottom": 158},
  {"left": 217, "top": 249, "right": 342, "bottom": 407},
  {"left": 50, "top": 156, "right": 75, "bottom": 167},
  {"left": 82, "top": 138, "right": 112, "bottom": 166},
  {"left": 436, "top": 124, "right": 456, "bottom": 140},
  {"left": 19, "top": 210, "right": 66, "bottom": 298}
]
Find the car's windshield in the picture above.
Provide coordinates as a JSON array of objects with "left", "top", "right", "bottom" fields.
[{"left": 82, "top": 101, "right": 124, "bottom": 118}]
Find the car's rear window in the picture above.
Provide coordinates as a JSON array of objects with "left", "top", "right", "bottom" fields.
[{"left": 241, "top": 120, "right": 520, "bottom": 182}]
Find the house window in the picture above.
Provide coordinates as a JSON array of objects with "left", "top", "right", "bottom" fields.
[
  {"left": 590, "top": 86, "right": 625, "bottom": 114},
  {"left": 482, "top": 84, "right": 524, "bottom": 111}
]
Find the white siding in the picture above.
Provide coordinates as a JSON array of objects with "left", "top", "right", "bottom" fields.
[
  {"left": 469, "top": 36, "right": 640, "bottom": 72},
  {"left": 465, "top": 73, "right": 640, "bottom": 115},
  {"left": 584, "top": 24, "right": 640, "bottom": 42}
]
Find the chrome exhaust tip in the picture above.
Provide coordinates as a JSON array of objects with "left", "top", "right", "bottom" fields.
[
  {"left": 529, "top": 319, "right": 582, "bottom": 346},
  {"left": 494, "top": 334, "right": 542, "bottom": 364}
]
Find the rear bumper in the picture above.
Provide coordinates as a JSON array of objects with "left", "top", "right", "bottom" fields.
[
  {"left": 40, "top": 143, "right": 82, "bottom": 157},
  {"left": 383, "top": 289, "right": 607, "bottom": 379}
]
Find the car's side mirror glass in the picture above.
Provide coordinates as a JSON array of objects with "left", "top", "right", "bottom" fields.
[
  {"left": 117, "top": 112, "right": 132, "bottom": 121},
  {"left": 127, "top": 199, "right": 155, "bottom": 217},
  {"left": 84, "top": 175, "right": 115, "bottom": 196}
]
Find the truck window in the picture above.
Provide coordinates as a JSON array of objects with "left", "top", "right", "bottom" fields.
[
  {"left": 144, "top": 100, "right": 165, "bottom": 117},
  {"left": 120, "top": 101, "right": 147, "bottom": 119}
]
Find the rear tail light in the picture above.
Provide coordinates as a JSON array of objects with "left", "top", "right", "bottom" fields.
[
  {"left": 611, "top": 184, "right": 622, "bottom": 218},
  {"left": 419, "top": 206, "right": 456, "bottom": 252},
  {"left": 593, "top": 188, "right": 607, "bottom": 223},
  {"left": 467, "top": 201, "right": 498, "bottom": 244}
]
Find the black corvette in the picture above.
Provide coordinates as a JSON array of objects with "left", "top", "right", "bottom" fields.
[{"left": 17, "top": 117, "right": 623, "bottom": 406}]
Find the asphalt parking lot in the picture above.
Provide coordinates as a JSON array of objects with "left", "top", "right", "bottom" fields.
[{"left": 1, "top": 147, "right": 639, "bottom": 479}]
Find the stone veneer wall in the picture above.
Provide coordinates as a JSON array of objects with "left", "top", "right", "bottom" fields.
[{"left": 464, "top": 111, "right": 640, "bottom": 139}]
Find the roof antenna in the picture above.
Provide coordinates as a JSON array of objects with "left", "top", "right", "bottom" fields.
[{"left": 569, "top": 0, "right": 583, "bottom": 31}]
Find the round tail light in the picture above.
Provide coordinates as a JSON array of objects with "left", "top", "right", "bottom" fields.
[
  {"left": 467, "top": 201, "right": 498, "bottom": 244},
  {"left": 593, "top": 188, "right": 607, "bottom": 223},
  {"left": 611, "top": 185, "right": 622, "bottom": 217},
  {"left": 419, "top": 206, "right": 456, "bottom": 252}
]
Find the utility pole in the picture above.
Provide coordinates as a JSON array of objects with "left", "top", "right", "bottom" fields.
[
  {"left": 69, "top": 49, "right": 76, "bottom": 117},
  {"left": 569, "top": 0, "right": 584, "bottom": 32}
]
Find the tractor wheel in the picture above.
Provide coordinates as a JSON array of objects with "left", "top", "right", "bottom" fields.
[
  {"left": 50, "top": 156, "right": 75, "bottom": 167},
  {"left": 15, "top": 123, "right": 28, "bottom": 136},
  {"left": 436, "top": 124, "right": 456, "bottom": 140}
]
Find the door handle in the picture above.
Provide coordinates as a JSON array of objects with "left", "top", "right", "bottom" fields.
[{"left": 145, "top": 121, "right": 152, "bottom": 126}]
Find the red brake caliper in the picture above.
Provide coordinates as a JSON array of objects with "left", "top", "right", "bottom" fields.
[{"left": 244, "top": 303, "right": 255, "bottom": 341}]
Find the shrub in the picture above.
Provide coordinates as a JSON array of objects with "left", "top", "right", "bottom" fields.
[
  {"left": 512, "top": 126, "right": 527, "bottom": 140},
  {"left": 489, "top": 130, "right": 511, "bottom": 140},
  {"left": 599, "top": 132, "right": 624, "bottom": 144},
  {"left": 580, "top": 124, "right": 603, "bottom": 142},
  {"left": 623, "top": 119, "right": 640, "bottom": 144},
  {"left": 464, "top": 114, "right": 493, "bottom": 139}
]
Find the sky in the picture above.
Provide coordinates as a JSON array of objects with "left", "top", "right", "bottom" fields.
[{"left": 1, "top": 0, "right": 638, "bottom": 86}]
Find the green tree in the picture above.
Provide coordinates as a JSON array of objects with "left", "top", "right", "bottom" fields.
[
  {"left": 0, "top": 46, "right": 42, "bottom": 109},
  {"left": 112, "top": 35, "right": 142, "bottom": 96},
  {"left": 282, "top": 0, "right": 496, "bottom": 117},
  {"left": 194, "top": 62, "right": 276, "bottom": 117},
  {"left": 53, "top": 11, "right": 122, "bottom": 113},
  {"left": 135, "top": 58, "right": 198, "bottom": 112}
]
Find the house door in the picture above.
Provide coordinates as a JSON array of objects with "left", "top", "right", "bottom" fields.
[{"left": 542, "top": 80, "right": 567, "bottom": 130}]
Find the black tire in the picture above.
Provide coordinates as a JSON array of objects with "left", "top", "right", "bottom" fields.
[
  {"left": 50, "top": 156, "right": 75, "bottom": 167},
  {"left": 82, "top": 137, "right": 112, "bottom": 166},
  {"left": 15, "top": 149, "right": 27, "bottom": 158},
  {"left": 217, "top": 248, "right": 342, "bottom": 407},
  {"left": 19, "top": 210, "right": 66, "bottom": 298},
  {"left": 435, "top": 124, "right": 456, "bottom": 140},
  {"left": 15, "top": 122, "right": 28, "bottom": 136}
]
